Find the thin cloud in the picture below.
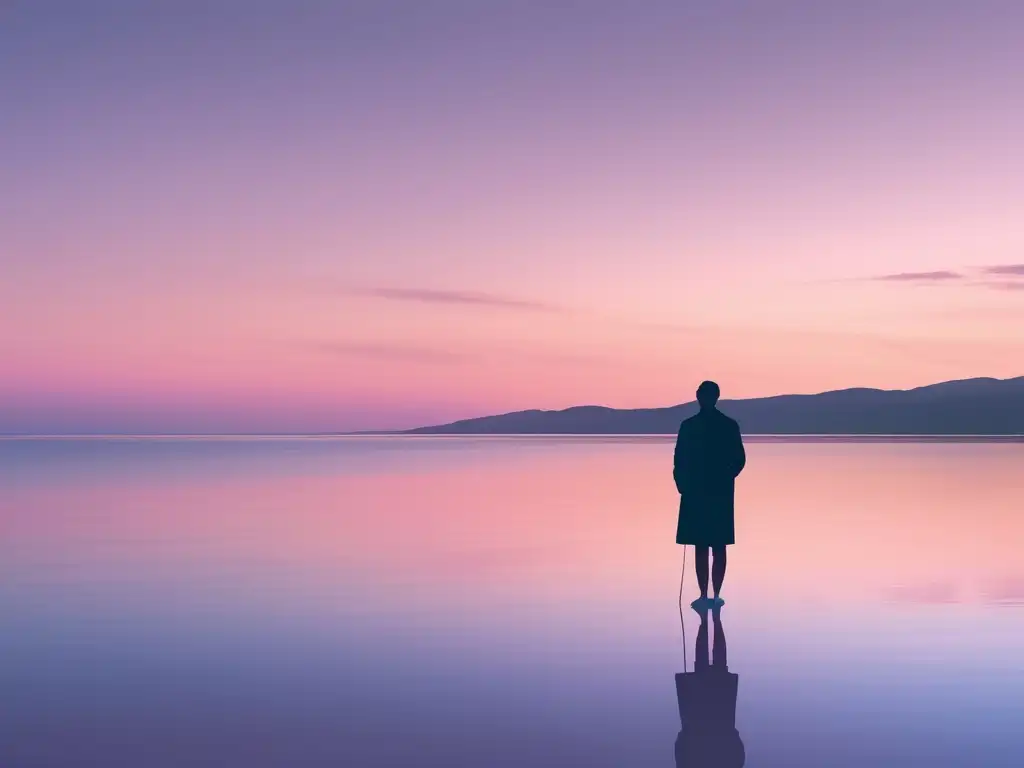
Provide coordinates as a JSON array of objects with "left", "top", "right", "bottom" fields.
[
  {"left": 871, "top": 270, "right": 964, "bottom": 282},
  {"left": 305, "top": 340, "right": 606, "bottom": 367},
  {"left": 986, "top": 280, "right": 1024, "bottom": 292},
  {"left": 350, "top": 286, "right": 561, "bottom": 312},
  {"left": 311, "top": 341, "right": 473, "bottom": 364},
  {"left": 983, "top": 264, "right": 1024, "bottom": 276}
]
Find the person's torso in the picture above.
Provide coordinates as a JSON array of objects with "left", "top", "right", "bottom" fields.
[{"left": 679, "top": 412, "right": 735, "bottom": 486}]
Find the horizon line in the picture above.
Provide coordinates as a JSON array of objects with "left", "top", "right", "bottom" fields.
[{"left": 3, "top": 432, "right": 1024, "bottom": 440}]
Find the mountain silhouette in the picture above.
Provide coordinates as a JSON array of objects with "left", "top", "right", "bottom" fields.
[{"left": 406, "top": 376, "right": 1024, "bottom": 435}]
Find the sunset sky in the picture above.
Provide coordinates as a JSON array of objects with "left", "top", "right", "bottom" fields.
[{"left": 3, "top": 1, "right": 1024, "bottom": 433}]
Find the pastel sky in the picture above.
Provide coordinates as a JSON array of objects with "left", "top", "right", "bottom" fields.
[{"left": 3, "top": 1, "right": 1024, "bottom": 432}]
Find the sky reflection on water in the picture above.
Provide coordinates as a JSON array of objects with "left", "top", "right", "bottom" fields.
[{"left": 1, "top": 437, "right": 1023, "bottom": 766}]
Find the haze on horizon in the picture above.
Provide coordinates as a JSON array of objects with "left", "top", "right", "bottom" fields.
[{"left": 3, "top": 1, "right": 1024, "bottom": 433}]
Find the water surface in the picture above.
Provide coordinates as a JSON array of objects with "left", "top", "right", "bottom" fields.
[{"left": 2, "top": 436, "right": 1023, "bottom": 766}]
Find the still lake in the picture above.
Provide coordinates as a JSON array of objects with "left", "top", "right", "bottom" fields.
[{"left": 2, "top": 435, "right": 1023, "bottom": 767}]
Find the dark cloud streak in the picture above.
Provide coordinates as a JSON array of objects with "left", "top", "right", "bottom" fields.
[
  {"left": 983, "top": 264, "right": 1024, "bottom": 276},
  {"left": 871, "top": 270, "right": 964, "bottom": 282},
  {"left": 351, "top": 286, "right": 561, "bottom": 312},
  {"left": 859, "top": 264, "right": 1024, "bottom": 288}
]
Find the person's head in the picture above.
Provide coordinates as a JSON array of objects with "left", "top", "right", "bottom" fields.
[{"left": 696, "top": 380, "right": 720, "bottom": 410}]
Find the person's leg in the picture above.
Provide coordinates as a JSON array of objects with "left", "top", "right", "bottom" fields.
[
  {"left": 711, "top": 545, "right": 727, "bottom": 599},
  {"left": 711, "top": 607, "right": 727, "bottom": 669},
  {"left": 694, "top": 546, "right": 710, "bottom": 600},
  {"left": 695, "top": 606, "right": 710, "bottom": 670}
]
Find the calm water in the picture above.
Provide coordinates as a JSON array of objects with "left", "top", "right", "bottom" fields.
[{"left": 2, "top": 436, "right": 1023, "bottom": 767}]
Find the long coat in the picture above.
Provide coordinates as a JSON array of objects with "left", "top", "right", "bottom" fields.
[{"left": 673, "top": 408, "right": 746, "bottom": 546}]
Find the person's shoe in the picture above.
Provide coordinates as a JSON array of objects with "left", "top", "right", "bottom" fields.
[
  {"left": 711, "top": 596, "right": 725, "bottom": 607},
  {"left": 690, "top": 597, "right": 710, "bottom": 612}
]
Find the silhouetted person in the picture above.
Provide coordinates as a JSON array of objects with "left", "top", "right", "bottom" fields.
[
  {"left": 675, "top": 605, "right": 745, "bottom": 767},
  {"left": 674, "top": 381, "right": 745, "bottom": 606}
]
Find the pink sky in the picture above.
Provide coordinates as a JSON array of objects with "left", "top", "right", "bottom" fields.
[{"left": 2, "top": 2, "right": 1024, "bottom": 432}]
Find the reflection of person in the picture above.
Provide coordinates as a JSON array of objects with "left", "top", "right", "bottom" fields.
[
  {"left": 673, "top": 381, "right": 745, "bottom": 607},
  {"left": 675, "top": 605, "right": 744, "bottom": 767}
]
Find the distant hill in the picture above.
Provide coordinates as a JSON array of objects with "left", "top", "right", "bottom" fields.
[{"left": 406, "top": 377, "right": 1024, "bottom": 435}]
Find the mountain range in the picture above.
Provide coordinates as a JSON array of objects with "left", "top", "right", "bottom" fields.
[{"left": 406, "top": 377, "right": 1024, "bottom": 435}]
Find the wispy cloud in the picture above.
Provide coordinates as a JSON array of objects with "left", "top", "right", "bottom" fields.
[
  {"left": 311, "top": 341, "right": 473, "bottom": 364},
  {"left": 855, "top": 264, "right": 1024, "bottom": 290},
  {"left": 350, "top": 286, "right": 561, "bottom": 312},
  {"left": 302, "top": 340, "right": 610, "bottom": 368},
  {"left": 311, "top": 340, "right": 608, "bottom": 365},
  {"left": 870, "top": 270, "right": 964, "bottom": 282},
  {"left": 983, "top": 264, "right": 1024, "bottom": 276}
]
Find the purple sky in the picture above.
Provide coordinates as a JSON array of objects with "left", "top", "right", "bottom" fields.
[{"left": 3, "top": 1, "right": 1024, "bottom": 432}]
